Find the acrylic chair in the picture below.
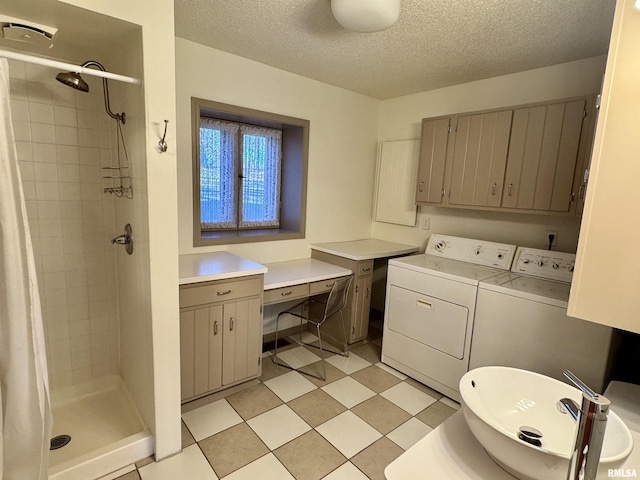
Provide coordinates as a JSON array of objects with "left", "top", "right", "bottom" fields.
[{"left": 272, "top": 275, "right": 353, "bottom": 381}]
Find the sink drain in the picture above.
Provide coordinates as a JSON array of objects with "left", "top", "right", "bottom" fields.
[{"left": 50, "top": 434, "right": 71, "bottom": 450}]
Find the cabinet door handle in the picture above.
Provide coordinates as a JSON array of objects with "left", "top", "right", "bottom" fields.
[
  {"left": 417, "top": 298, "right": 433, "bottom": 309},
  {"left": 578, "top": 184, "right": 586, "bottom": 199},
  {"left": 366, "top": 288, "right": 370, "bottom": 299},
  {"left": 229, "top": 317, "right": 234, "bottom": 331},
  {"left": 213, "top": 321, "right": 218, "bottom": 335},
  {"left": 508, "top": 183, "right": 513, "bottom": 196},
  {"left": 217, "top": 289, "right": 231, "bottom": 296},
  {"left": 362, "top": 267, "right": 371, "bottom": 272},
  {"left": 419, "top": 181, "right": 424, "bottom": 192},
  {"left": 491, "top": 183, "right": 497, "bottom": 195},
  {"left": 281, "top": 291, "right": 292, "bottom": 297}
]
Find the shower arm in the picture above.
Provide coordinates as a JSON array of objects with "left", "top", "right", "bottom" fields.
[{"left": 82, "top": 61, "right": 126, "bottom": 124}]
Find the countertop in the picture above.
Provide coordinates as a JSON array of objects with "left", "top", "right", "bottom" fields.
[
  {"left": 179, "top": 252, "right": 267, "bottom": 285},
  {"left": 385, "top": 410, "right": 640, "bottom": 479},
  {"left": 263, "top": 258, "right": 352, "bottom": 290},
  {"left": 310, "top": 238, "right": 419, "bottom": 261}
]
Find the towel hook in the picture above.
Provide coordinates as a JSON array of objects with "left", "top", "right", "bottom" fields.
[{"left": 158, "top": 120, "right": 169, "bottom": 153}]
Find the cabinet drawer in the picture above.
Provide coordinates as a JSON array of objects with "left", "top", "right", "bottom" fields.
[
  {"left": 310, "top": 277, "right": 345, "bottom": 295},
  {"left": 358, "top": 261, "right": 374, "bottom": 276},
  {"left": 264, "top": 283, "right": 309, "bottom": 305},
  {"left": 180, "top": 276, "right": 262, "bottom": 308}
]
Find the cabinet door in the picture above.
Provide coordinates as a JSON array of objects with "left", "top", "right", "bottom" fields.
[
  {"left": 180, "top": 305, "right": 222, "bottom": 400},
  {"left": 351, "top": 275, "right": 372, "bottom": 342},
  {"left": 416, "top": 117, "right": 450, "bottom": 204},
  {"left": 502, "top": 99, "right": 586, "bottom": 211},
  {"left": 449, "top": 110, "right": 513, "bottom": 207},
  {"left": 222, "top": 298, "right": 262, "bottom": 386}
]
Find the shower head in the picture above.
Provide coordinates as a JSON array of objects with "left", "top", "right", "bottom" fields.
[
  {"left": 55, "top": 71, "right": 89, "bottom": 92},
  {"left": 54, "top": 61, "right": 125, "bottom": 124}
]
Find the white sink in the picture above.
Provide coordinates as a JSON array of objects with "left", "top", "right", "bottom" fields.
[{"left": 459, "top": 366, "right": 633, "bottom": 480}]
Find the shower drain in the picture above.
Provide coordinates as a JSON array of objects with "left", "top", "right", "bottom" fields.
[{"left": 50, "top": 434, "right": 71, "bottom": 450}]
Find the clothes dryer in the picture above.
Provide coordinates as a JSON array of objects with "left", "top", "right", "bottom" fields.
[
  {"left": 382, "top": 234, "right": 516, "bottom": 401},
  {"left": 470, "top": 247, "right": 615, "bottom": 392}
]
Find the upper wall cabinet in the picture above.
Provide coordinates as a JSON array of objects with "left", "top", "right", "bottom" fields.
[
  {"left": 502, "top": 100, "right": 585, "bottom": 212},
  {"left": 415, "top": 96, "right": 596, "bottom": 216},
  {"left": 415, "top": 117, "right": 451, "bottom": 204},
  {"left": 449, "top": 110, "right": 513, "bottom": 208}
]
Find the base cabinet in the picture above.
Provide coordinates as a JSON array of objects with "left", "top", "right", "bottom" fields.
[
  {"left": 179, "top": 276, "right": 263, "bottom": 402},
  {"left": 311, "top": 250, "right": 372, "bottom": 345}
]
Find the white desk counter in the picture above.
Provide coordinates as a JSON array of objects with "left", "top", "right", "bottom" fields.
[
  {"left": 385, "top": 410, "right": 640, "bottom": 480},
  {"left": 264, "top": 258, "right": 351, "bottom": 290},
  {"left": 179, "top": 252, "right": 267, "bottom": 285},
  {"left": 310, "top": 238, "right": 419, "bottom": 261}
]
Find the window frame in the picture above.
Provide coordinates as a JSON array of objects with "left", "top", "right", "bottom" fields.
[{"left": 192, "top": 97, "right": 309, "bottom": 246}]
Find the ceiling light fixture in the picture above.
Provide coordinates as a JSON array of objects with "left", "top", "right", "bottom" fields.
[{"left": 331, "top": 0, "right": 401, "bottom": 33}]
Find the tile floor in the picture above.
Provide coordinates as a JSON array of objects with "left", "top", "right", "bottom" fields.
[{"left": 114, "top": 327, "right": 459, "bottom": 480}]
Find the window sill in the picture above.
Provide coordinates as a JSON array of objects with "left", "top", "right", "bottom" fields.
[{"left": 195, "top": 228, "right": 304, "bottom": 246}]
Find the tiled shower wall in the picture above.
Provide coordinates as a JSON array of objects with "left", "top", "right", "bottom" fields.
[{"left": 8, "top": 59, "right": 120, "bottom": 391}]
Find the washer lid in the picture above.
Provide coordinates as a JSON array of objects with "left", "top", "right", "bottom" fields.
[
  {"left": 389, "top": 254, "right": 507, "bottom": 285},
  {"left": 480, "top": 273, "right": 571, "bottom": 306}
]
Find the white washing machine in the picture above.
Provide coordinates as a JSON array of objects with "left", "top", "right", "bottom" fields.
[
  {"left": 470, "top": 247, "right": 616, "bottom": 392},
  {"left": 381, "top": 234, "right": 517, "bottom": 401}
]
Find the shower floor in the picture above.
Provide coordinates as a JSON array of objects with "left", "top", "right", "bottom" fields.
[{"left": 49, "top": 376, "right": 146, "bottom": 469}]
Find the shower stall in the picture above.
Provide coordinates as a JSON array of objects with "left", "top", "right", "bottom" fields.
[{"left": 0, "top": 3, "right": 164, "bottom": 478}]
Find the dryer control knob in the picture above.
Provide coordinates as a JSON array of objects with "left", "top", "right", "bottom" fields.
[
  {"left": 536, "top": 260, "right": 545, "bottom": 266},
  {"left": 568, "top": 265, "right": 575, "bottom": 272},
  {"left": 522, "top": 259, "right": 530, "bottom": 264},
  {"left": 497, "top": 253, "right": 504, "bottom": 259},
  {"left": 552, "top": 263, "right": 559, "bottom": 269}
]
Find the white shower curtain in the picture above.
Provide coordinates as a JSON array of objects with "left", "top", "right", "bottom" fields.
[{"left": 0, "top": 58, "right": 52, "bottom": 479}]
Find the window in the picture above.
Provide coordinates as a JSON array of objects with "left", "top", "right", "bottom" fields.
[
  {"left": 192, "top": 98, "right": 309, "bottom": 246},
  {"left": 200, "top": 119, "right": 282, "bottom": 229}
]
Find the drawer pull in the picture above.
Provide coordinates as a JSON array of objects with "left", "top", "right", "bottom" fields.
[
  {"left": 281, "top": 291, "right": 293, "bottom": 297},
  {"left": 417, "top": 299, "right": 433, "bottom": 309},
  {"left": 217, "top": 289, "right": 231, "bottom": 296},
  {"left": 362, "top": 267, "right": 371, "bottom": 272},
  {"left": 213, "top": 321, "right": 218, "bottom": 335}
]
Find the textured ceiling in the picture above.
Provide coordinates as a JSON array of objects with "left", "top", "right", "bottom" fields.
[{"left": 174, "top": 0, "right": 615, "bottom": 100}]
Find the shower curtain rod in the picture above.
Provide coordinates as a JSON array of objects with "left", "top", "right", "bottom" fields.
[{"left": 0, "top": 48, "right": 142, "bottom": 85}]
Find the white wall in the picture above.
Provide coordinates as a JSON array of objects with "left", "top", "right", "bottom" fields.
[
  {"left": 373, "top": 56, "right": 607, "bottom": 252},
  {"left": 175, "top": 38, "right": 380, "bottom": 263}
]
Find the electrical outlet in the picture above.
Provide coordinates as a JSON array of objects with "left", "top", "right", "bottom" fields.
[
  {"left": 546, "top": 230, "right": 558, "bottom": 248},
  {"left": 421, "top": 217, "right": 430, "bottom": 230}
]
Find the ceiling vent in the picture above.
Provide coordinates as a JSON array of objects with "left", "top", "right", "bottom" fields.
[{"left": 0, "top": 15, "right": 57, "bottom": 49}]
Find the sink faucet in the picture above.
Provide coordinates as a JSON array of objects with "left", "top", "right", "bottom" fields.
[{"left": 563, "top": 370, "right": 611, "bottom": 480}]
